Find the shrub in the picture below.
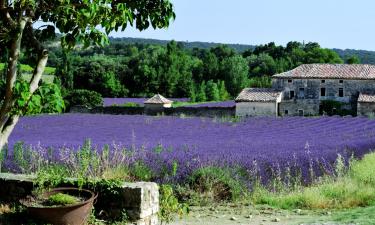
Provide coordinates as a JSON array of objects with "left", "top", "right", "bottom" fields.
[
  {"left": 159, "top": 184, "right": 189, "bottom": 225},
  {"left": 188, "top": 167, "right": 247, "bottom": 202},
  {"left": 65, "top": 89, "right": 103, "bottom": 110},
  {"left": 319, "top": 100, "right": 355, "bottom": 116}
]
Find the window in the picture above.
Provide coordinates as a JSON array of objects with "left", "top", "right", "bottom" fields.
[
  {"left": 299, "top": 88, "right": 305, "bottom": 98},
  {"left": 321, "top": 80, "right": 325, "bottom": 83},
  {"left": 320, "top": 88, "right": 326, "bottom": 97},
  {"left": 288, "top": 79, "right": 293, "bottom": 83},
  {"left": 298, "top": 109, "right": 304, "bottom": 116},
  {"left": 339, "top": 80, "right": 343, "bottom": 84},
  {"left": 284, "top": 110, "right": 289, "bottom": 115},
  {"left": 290, "top": 90, "right": 295, "bottom": 99},
  {"left": 339, "top": 88, "right": 344, "bottom": 97}
]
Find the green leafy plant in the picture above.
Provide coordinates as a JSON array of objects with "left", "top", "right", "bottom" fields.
[
  {"left": 159, "top": 185, "right": 189, "bottom": 225},
  {"left": 188, "top": 167, "right": 247, "bottom": 202},
  {"left": 46, "top": 193, "right": 80, "bottom": 206}
]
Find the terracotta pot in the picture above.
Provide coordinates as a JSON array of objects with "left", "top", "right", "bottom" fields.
[{"left": 22, "top": 187, "right": 97, "bottom": 225}]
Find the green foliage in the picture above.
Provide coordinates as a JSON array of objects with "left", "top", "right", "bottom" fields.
[
  {"left": 73, "top": 56, "right": 128, "bottom": 97},
  {"left": 251, "top": 152, "right": 375, "bottom": 210},
  {"left": 346, "top": 55, "right": 361, "bottom": 64},
  {"left": 159, "top": 184, "right": 189, "bottom": 225},
  {"left": 65, "top": 89, "right": 103, "bottom": 109},
  {"left": 188, "top": 167, "right": 247, "bottom": 202},
  {"left": 221, "top": 55, "right": 249, "bottom": 96},
  {"left": 205, "top": 80, "right": 220, "bottom": 101},
  {"left": 217, "top": 80, "right": 230, "bottom": 100},
  {"left": 248, "top": 76, "right": 272, "bottom": 88},
  {"left": 10, "top": 80, "right": 64, "bottom": 116},
  {"left": 195, "top": 82, "right": 207, "bottom": 102},
  {"left": 350, "top": 152, "right": 375, "bottom": 185},
  {"left": 121, "top": 102, "right": 141, "bottom": 107},
  {"left": 0, "top": 63, "right": 55, "bottom": 75},
  {"left": 130, "top": 161, "right": 154, "bottom": 181},
  {"left": 319, "top": 100, "right": 355, "bottom": 116},
  {"left": 35, "top": 165, "right": 70, "bottom": 191},
  {"left": 46, "top": 193, "right": 79, "bottom": 206},
  {"left": 37, "top": 40, "right": 347, "bottom": 99}
]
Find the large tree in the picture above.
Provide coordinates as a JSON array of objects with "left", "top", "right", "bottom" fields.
[{"left": 0, "top": 0, "right": 175, "bottom": 150}]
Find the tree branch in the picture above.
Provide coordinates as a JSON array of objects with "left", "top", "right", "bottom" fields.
[{"left": 29, "top": 50, "right": 48, "bottom": 94}]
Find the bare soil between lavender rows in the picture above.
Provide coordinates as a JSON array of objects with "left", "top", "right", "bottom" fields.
[{"left": 171, "top": 204, "right": 375, "bottom": 225}]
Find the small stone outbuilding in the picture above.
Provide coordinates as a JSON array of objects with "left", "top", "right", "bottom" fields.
[
  {"left": 144, "top": 94, "right": 173, "bottom": 114},
  {"left": 235, "top": 88, "right": 282, "bottom": 117},
  {"left": 357, "top": 93, "right": 375, "bottom": 117}
]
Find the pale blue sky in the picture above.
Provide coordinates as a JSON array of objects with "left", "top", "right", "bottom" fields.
[{"left": 110, "top": 0, "right": 375, "bottom": 51}]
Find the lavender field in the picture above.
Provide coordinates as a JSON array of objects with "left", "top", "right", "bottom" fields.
[{"left": 6, "top": 114, "right": 375, "bottom": 184}]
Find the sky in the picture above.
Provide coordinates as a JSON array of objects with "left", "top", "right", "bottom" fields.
[{"left": 110, "top": 0, "right": 375, "bottom": 51}]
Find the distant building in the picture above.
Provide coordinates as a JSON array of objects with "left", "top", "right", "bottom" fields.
[
  {"left": 144, "top": 94, "right": 173, "bottom": 114},
  {"left": 235, "top": 88, "right": 282, "bottom": 117},
  {"left": 236, "top": 64, "right": 375, "bottom": 116}
]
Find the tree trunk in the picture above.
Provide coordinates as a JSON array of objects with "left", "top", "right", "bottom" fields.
[
  {"left": 0, "top": 18, "right": 27, "bottom": 151},
  {"left": 0, "top": 115, "right": 19, "bottom": 150},
  {"left": 0, "top": 22, "right": 48, "bottom": 151}
]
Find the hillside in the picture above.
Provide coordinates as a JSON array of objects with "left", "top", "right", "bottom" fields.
[
  {"left": 108, "top": 37, "right": 256, "bottom": 52},
  {"left": 109, "top": 37, "right": 375, "bottom": 65}
]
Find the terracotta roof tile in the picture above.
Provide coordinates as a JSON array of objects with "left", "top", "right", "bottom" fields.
[
  {"left": 235, "top": 88, "right": 282, "bottom": 102},
  {"left": 273, "top": 64, "right": 375, "bottom": 80},
  {"left": 358, "top": 93, "right": 375, "bottom": 103}
]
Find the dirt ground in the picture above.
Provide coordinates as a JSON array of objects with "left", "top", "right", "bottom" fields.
[{"left": 170, "top": 204, "right": 363, "bottom": 225}]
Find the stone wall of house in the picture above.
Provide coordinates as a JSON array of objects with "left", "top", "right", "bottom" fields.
[
  {"left": 272, "top": 78, "right": 375, "bottom": 116},
  {"left": 272, "top": 78, "right": 375, "bottom": 103},
  {"left": 70, "top": 105, "right": 235, "bottom": 118},
  {"left": 357, "top": 102, "right": 375, "bottom": 117},
  {"left": 278, "top": 100, "right": 320, "bottom": 116},
  {"left": 0, "top": 173, "right": 159, "bottom": 225},
  {"left": 235, "top": 102, "right": 277, "bottom": 117}
]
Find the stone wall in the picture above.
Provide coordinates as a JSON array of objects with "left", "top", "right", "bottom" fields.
[
  {"left": 278, "top": 100, "right": 320, "bottom": 116},
  {"left": 235, "top": 102, "right": 277, "bottom": 117},
  {"left": 70, "top": 105, "right": 235, "bottom": 118},
  {"left": 357, "top": 102, "right": 375, "bottom": 117},
  {"left": 0, "top": 173, "right": 159, "bottom": 225},
  {"left": 164, "top": 106, "right": 235, "bottom": 118}
]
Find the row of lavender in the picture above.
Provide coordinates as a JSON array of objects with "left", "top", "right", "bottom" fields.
[
  {"left": 5, "top": 114, "right": 375, "bottom": 185},
  {"left": 103, "top": 98, "right": 235, "bottom": 108}
]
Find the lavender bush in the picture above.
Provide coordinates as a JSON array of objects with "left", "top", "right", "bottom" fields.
[{"left": 5, "top": 114, "right": 375, "bottom": 187}]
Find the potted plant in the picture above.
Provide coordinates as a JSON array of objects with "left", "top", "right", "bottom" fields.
[
  {"left": 20, "top": 166, "right": 98, "bottom": 225},
  {"left": 21, "top": 187, "right": 97, "bottom": 225}
]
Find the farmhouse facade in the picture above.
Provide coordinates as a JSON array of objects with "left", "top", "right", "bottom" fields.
[{"left": 236, "top": 64, "right": 375, "bottom": 117}]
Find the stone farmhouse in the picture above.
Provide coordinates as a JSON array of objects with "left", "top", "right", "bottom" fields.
[{"left": 235, "top": 64, "right": 375, "bottom": 117}]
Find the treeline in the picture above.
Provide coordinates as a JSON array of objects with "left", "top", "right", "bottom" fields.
[{"left": 44, "top": 40, "right": 356, "bottom": 102}]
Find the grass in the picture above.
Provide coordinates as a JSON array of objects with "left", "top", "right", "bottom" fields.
[
  {"left": 251, "top": 152, "right": 375, "bottom": 210},
  {"left": 0, "top": 63, "right": 55, "bottom": 84},
  {"left": 329, "top": 205, "right": 375, "bottom": 225},
  {"left": 172, "top": 101, "right": 221, "bottom": 107},
  {"left": 0, "top": 63, "right": 56, "bottom": 75}
]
